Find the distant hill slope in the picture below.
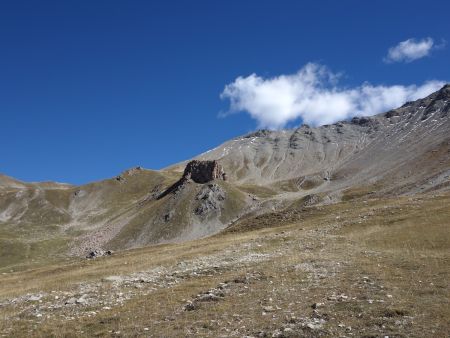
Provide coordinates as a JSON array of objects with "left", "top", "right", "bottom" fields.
[
  {"left": 0, "top": 174, "right": 26, "bottom": 189},
  {"left": 1, "top": 84, "right": 449, "bottom": 270},
  {"left": 173, "top": 84, "right": 450, "bottom": 193}
]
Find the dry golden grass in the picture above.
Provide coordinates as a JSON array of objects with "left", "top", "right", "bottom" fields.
[{"left": 1, "top": 192, "right": 449, "bottom": 337}]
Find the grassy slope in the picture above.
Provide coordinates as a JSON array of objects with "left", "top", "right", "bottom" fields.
[
  {"left": 0, "top": 191, "right": 448, "bottom": 337},
  {"left": 0, "top": 169, "right": 173, "bottom": 271},
  {"left": 108, "top": 179, "right": 248, "bottom": 249},
  {"left": 0, "top": 169, "right": 250, "bottom": 270}
]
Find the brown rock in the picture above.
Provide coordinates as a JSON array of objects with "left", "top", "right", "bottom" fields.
[{"left": 182, "top": 160, "right": 225, "bottom": 184}]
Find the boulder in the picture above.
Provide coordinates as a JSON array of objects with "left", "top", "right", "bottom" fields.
[{"left": 86, "top": 249, "right": 113, "bottom": 259}]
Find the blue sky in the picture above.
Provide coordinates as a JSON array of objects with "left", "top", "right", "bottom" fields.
[{"left": 1, "top": 0, "right": 449, "bottom": 184}]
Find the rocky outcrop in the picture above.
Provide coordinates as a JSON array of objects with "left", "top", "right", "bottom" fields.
[
  {"left": 183, "top": 160, "right": 226, "bottom": 183},
  {"left": 194, "top": 183, "right": 226, "bottom": 217},
  {"left": 158, "top": 160, "right": 227, "bottom": 199},
  {"left": 115, "top": 166, "right": 144, "bottom": 182},
  {"left": 243, "top": 129, "right": 272, "bottom": 139}
]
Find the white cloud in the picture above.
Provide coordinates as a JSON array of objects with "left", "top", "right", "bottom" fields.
[
  {"left": 220, "top": 63, "right": 445, "bottom": 129},
  {"left": 384, "top": 38, "right": 434, "bottom": 63}
]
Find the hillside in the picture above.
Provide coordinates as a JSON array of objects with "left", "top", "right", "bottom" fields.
[
  {"left": 0, "top": 191, "right": 449, "bottom": 337},
  {"left": 0, "top": 84, "right": 449, "bottom": 272},
  {"left": 177, "top": 84, "right": 450, "bottom": 193}
]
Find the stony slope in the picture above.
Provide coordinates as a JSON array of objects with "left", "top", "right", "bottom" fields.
[
  {"left": 1, "top": 192, "right": 449, "bottom": 337},
  {"left": 0, "top": 84, "right": 449, "bottom": 269},
  {"left": 177, "top": 84, "right": 450, "bottom": 193}
]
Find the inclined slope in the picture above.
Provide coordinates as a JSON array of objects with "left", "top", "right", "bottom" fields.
[{"left": 0, "top": 84, "right": 449, "bottom": 268}]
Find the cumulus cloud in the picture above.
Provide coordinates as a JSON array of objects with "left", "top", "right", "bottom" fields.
[
  {"left": 220, "top": 63, "right": 445, "bottom": 129},
  {"left": 384, "top": 38, "right": 435, "bottom": 63}
]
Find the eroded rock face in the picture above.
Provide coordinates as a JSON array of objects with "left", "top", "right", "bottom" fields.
[
  {"left": 183, "top": 160, "right": 226, "bottom": 183},
  {"left": 157, "top": 160, "right": 227, "bottom": 200},
  {"left": 194, "top": 183, "right": 226, "bottom": 217}
]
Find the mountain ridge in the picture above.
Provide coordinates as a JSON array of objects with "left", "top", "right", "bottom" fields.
[{"left": 0, "top": 84, "right": 449, "bottom": 269}]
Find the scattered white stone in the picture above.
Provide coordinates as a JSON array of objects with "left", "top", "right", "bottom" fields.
[
  {"left": 306, "top": 323, "right": 322, "bottom": 330},
  {"left": 76, "top": 294, "right": 88, "bottom": 304},
  {"left": 28, "top": 295, "right": 42, "bottom": 302},
  {"left": 263, "top": 306, "right": 275, "bottom": 312},
  {"left": 102, "top": 276, "right": 123, "bottom": 283}
]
